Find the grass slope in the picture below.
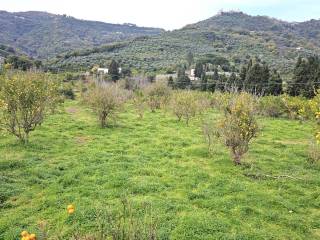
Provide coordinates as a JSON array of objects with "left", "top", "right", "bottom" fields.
[{"left": 0, "top": 100, "right": 319, "bottom": 239}]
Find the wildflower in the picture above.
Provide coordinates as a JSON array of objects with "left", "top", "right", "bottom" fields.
[{"left": 67, "top": 204, "right": 75, "bottom": 214}]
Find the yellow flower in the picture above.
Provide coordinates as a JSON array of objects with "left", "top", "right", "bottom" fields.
[
  {"left": 21, "top": 231, "right": 29, "bottom": 237},
  {"left": 67, "top": 204, "right": 75, "bottom": 214}
]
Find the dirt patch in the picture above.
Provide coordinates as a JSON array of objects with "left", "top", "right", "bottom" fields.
[
  {"left": 74, "top": 136, "right": 92, "bottom": 145},
  {"left": 66, "top": 107, "right": 78, "bottom": 114}
]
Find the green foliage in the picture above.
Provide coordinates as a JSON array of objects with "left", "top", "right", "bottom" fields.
[
  {"left": 0, "top": 71, "right": 59, "bottom": 143},
  {"left": 218, "top": 92, "right": 259, "bottom": 164},
  {"left": 109, "top": 60, "right": 120, "bottom": 82},
  {"left": 288, "top": 56, "right": 320, "bottom": 98},
  {"left": 176, "top": 67, "right": 191, "bottom": 89},
  {"left": 194, "top": 62, "right": 204, "bottom": 78},
  {"left": 258, "top": 95, "right": 286, "bottom": 118}
]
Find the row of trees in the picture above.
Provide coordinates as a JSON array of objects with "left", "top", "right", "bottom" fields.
[
  {"left": 288, "top": 56, "right": 320, "bottom": 98},
  {"left": 169, "top": 57, "right": 283, "bottom": 96},
  {"left": 170, "top": 55, "right": 320, "bottom": 98}
]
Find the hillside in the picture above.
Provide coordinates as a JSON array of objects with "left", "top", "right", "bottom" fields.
[
  {"left": 0, "top": 11, "right": 164, "bottom": 58},
  {"left": 50, "top": 11, "right": 320, "bottom": 74}
]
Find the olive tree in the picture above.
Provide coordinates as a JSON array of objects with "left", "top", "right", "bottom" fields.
[
  {"left": 87, "top": 83, "right": 128, "bottom": 128},
  {"left": 0, "top": 71, "right": 60, "bottom": 143}
]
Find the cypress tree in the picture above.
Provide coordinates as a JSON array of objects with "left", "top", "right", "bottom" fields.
[{"left": 109, "top": 60, "right": 120, "bottom": 81}]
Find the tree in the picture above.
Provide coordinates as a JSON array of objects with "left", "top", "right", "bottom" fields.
[
  {"left": 0, "top": 71, "right": 59, "bottom": 143},
  {"left": 86, "top": 83, "right": 128, "bottom": 128},
  {"left": 169, "top": 91, "right": 199, "bottom": 125},
  {"left": 288, "top": 56, "right": 320, "bottom": 98},
  {"left": 218, "top": 92, "right": 259, "bottom": 165},
  {"left": 200, "top": 74, "right": 207, "bottom": 91},
  {"left": 186, "top": 52, "right": 194, "bottom": 68},
  {"left": 109, "top": 60, "right": 120, "bottom": 82},
  {"left": 212, "top": 68, "right": 220, "bottom": 91},
  {"left": 267, "top": 70, "right": 283, "bottom": 95},
  {"left": 194, "top": 62, "right": 204, "bottom": 79},
  {"left": 176, "top": 67, "right": 191, "bottom": 89},
  {"left": 227, "top": 72, "right": 239, "bottom": 91},
  {"left": 143, "top": 82, "right": 171, "bottom": 112},
  {"left": 168, "top": 76, "right": 174, "bottom": 88}
]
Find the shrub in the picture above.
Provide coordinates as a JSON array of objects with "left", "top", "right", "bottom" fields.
[
  {"left": 308, "top": 139, "right": 320, "bottom": 165},
  {"left": 86, "top": 83, "right": 129, "bottom": 128},
  {"left": 218, "top": 92, "right": 259, "bottom": 165},
  {"left": 211, "top": 91, "right": 233, "bottom": 111},
  {"left": 258, "top": 95, "right": 286, "bottom": 117},
  {"left": 132, "top": 90, "right": 147, "bottom": 119},
  {"left": 0, "top": 71, "right": 59, "bottom": 143},
  {"left": 281, "top": 94, "right": 307, "bottom": 120},
  {"left": 169, "top": 91, "right": 199, "bottom": 125},
  {"left": 202, "top": 115, "right": 219, "bottom": 153},
  {"left": 143, "top": 82, "right": 171, "bottom": 112},
  {"left": 60, "top": 83, "right": 76, "bottom": 100}
]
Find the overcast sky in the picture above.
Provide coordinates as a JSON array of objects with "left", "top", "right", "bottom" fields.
[{"left": 1, "top": 0, "right": 320, "bottom": 30}]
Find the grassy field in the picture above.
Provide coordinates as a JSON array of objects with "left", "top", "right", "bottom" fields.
[{"left": 0, "top": 99, "right": 319, "bottom": 239}]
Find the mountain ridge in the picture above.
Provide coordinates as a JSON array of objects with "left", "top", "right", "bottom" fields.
[{"left": 0, "top": 10, "right": 164, "bottom": 58}]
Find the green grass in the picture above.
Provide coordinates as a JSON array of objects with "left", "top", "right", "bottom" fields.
[{"left": 0, "top": 100, "right": 319, "bottom": 239}]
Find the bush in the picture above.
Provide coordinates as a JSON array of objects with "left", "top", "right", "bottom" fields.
[
  {"left": 169, "top": 91, "right": 199, "bottom": 125},
  {"left": 86, "top": 83, "right": 129, "bottom": 128},
  {"left": 132, "top": 90, "right": 147, "bottom": 119},
  {"left": 143, "top": 82, "right": 171, "bottom": 112},
  {"left": 202, "top": 115, "right": 219, "bottom": 153},
  {"left": 218, "top": 92, "right": 259, "bottom": 165},
  {"left": 308, "top": 140, "right": 320, "bottom": 165},
  {"left": 281, "top": 94, "right": 307, "bottom": 120},
  {"left": 60, "top": 83, "right": 76, "bottom": 100},
  {"left": 0, "top": 71, "right": 59, "bottom": 143},
  {"left": 258, "top": 95, "right": 286, "bottom": 117}
]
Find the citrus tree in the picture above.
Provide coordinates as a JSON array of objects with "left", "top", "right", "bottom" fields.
[
  {"left": 0, "top": 71, "right": 60, "bottom": 143},
  {"left": 86, "top": 82, "right": 129, "bottom": 128},
  {"left": 218, "top": 92, "right": 259, "bottom": 165}
]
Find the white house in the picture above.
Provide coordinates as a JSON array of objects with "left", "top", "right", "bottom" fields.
[
  {"left": 97, "top": 68, "right": 109, "bottom": 74},
  {"left": 97, "top": 67, "right": 122, "bottom": 75}
]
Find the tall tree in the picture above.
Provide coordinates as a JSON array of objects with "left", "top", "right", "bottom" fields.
[
  {"left": 288, "top": 56, "right": 320, "bottom": 98},
  {"left": 267, "top": 70, "right": 283, "bottom": 95},
  {"left": 176, "top": 66, "right": 191, "bottom": 89},
  {"left": 194, "top": 62, "right": 204, "bottom": 78},
  {"left": 108, "top": 60, "right": 120, "bottom": 82},
  {"left": 168, "top": 76, "right": 174, "bottom": 88},
  {"left": 186, "top": 52, "right": 194, "bottom": 68},
  {"left": 200, "top": 74, "right": 207, "bottom": 91}
]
